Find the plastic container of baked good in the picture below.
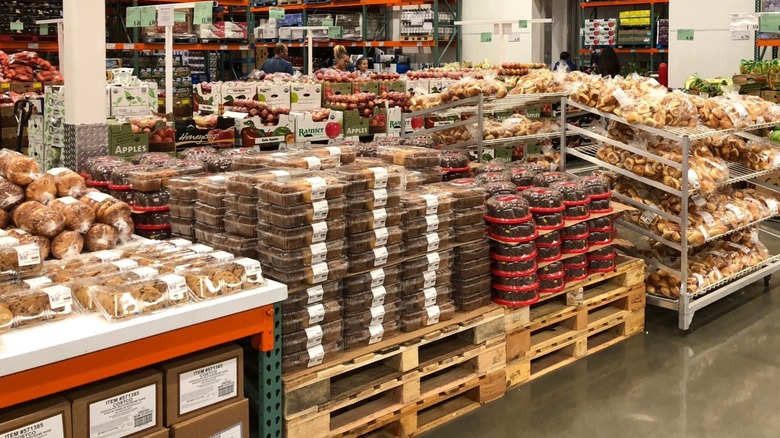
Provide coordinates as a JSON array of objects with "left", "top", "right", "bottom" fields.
[
  {"left": 588, "top": 228, "right": 614, "bottom": 245},
  {"left": 343, "top": 283, "right": 400, "bottom": 313},
  {"left": 441, "top": 152, "right": 470, "bottom": 171},
  {"left": 536, "top": 230, "right": 561, "bottom": 247},
  {"left": 405, "top": 212, "right": 454, "bottom": 239},
  {"left": 258, "top": 198, "right": 345, "bottom": 229},
  {"left": 171, "top": 217, "right": 195, "bottom": 238},
  {"left": 537, "top": 243, "right": 562, "bottom": 262},
  {"left": 134, "top": 211, "right": 171, "bottom": 227},
  {"left": 565, "top": 264, "right": 589, "bottom": 283},
  {"left": 225, "top": 257, "right": 265, "bottom": 288},
  {"left": 257, "top": 239, "right": 346, "bottom": 269},
  {"left": 347, "top": 227, "right": 403, "bottom": 254},
  {"left": 454, "top": 291, "right": 491, "bottom": 311},
  {"left": 345, "top": 207, "right": 403, "bottom": 234},
  {"left": 135, "top": 224, "right": 171, "bottom": 240},
  {"left": 587, "top": 216, "right": 613, "bottom": 231},
  {"left": 405, "top": 232, "right": 452, "bottom": 257},
  {"left": 564, "top": 254, "right": 588, "bottom": 267},
  {"left": 443, "top": 171, "right": 471, "bottom": 182},
  {"left": 401, "top": 267, "right": 452, "bottom": 295},
  {"left": 509, "top": 167, "right": 540, "bottom": 190},
  {"left": 452, "top": 273, "right": 491, "bottom": 297},
  {"left": 180, "top": 146, "right": 218, "bottom": 161},
  {"left": 344, "top": 319, "right": 401, "bottom": 350},
  {"left": 550, "top": 181, "right": 589, "bottom": 203},
  {"left": 257, "top": 174, "right": 347, "bottom": 207},
  {"left": 223, "top": 213, "right": 257, "bottom": 238},
  {"left": 564, "top": 204, "right": 590, "bottom": 221},
  {"left": 532, "top": 210, "right": 564, "bottom": 231},
  {"left": 167, "top": 176, "right": 216, "bottom": 200},
  {"left": 0, "top": 244, "right": 44, "bottom": 281},
  {"left": 281, "top": 299, "right": 343, "bottom": 334},
  {"left": 453, "top": 223, "right": 486, "bottom": 243},
  {"left": 226, "top": 169, "right": 301, "bottom": 197},
  {"left": 589, "top": 246, "right": 617, "bottom": 260},
  {"left": 401, "top": 190, "right": 454, "bottom": 219},
  {"left": 590, "top": 197, "right": 613, "bottom": 213},
  {"left": 401, "top": 300, "right": 455, "bottom": 331},
  {"left": 492, "top": 285, "right": 539, "bottom": 307},
  {"left": 538, "top": 260, "right": 564, "bottom": 277},
  {"left": 485, "top": 195, "right": 530, "bottom": 223},
  {"left": 343, "top": 300, "right": 401, "bottom": 332},
  {"left": 282, "top": 320, "right": 343, "bottom": 355},
  {"left": 588, "top": 252, "right": 617, "bottom": 273},
  {"left": 282, "top": 341, "right": 343, "bottom": 373},
  {"left": 345, "top": 188, "right": 402, "bottom": 213},
  {"left": 194, "top": 178, "right": 228, "bottom": 207},
  {"left": 132, "top": 189, "right": 170, "bottom": 211},
  {"left": 482, "top": 181, "right": 518, "bottom": 198},
  {"left": 263, "top": 257, "right": 348, "bottom": 287},
  {"left": 402, "top": 285, "right": 452, "bottom": 310},
  {"left": 231, "top": 151, "right": 339, "bottom": 171},
  {"left": 521, "top": 187, "right": 564, "bottom": 211},
  {"left": 492, "top": 257, "right": 537, "bottom": 277},
  {"left": 348, "top": 244, "right": 403, "bottom": 272},
  {"left": 285, "top": 281, "right": 342, "bottom": 310},
  {"left": 474, "top": 172, "right": 510, "bottom": 186},
  {"left": 169, "top": 199, "right": 195, "bottom": 220},
  {"left": 453, "top": 207, "right": 486, "bottom": 227},
  {"left": 580, "top": 176, "right": 611, "bottom": 198},
  {"left": 129, "top": 164, "right": 204, "bottom": 192},
  {"left": 475, "top": 163, "right": 507, "bottom": 175},
  {"left": 431, "top": 181, "right": 486, "bottom": 210},
  {"left": 538, "top": 269, "right": 565, "bottom": 295},
  {"left": 532, "top": 172, "right": 571, "bottom": 188},
  {"left": 89, "top": 160, "right": 126, "bottom": 185},
  {"left": 488, "top": 221, "right": 537, "bottom": 243},
  {"left": 490, "top": 241, "right": 536, "bottom": 261},
  {"left": 330, "top": 164, "right": 405, "bottom": 193},
  {"left": 3, "top": 285, "right": 75, "bottom": 328},
  {"left": 343, "top": 265, "right": 401, "bottom": 294},
  {"left": 493, "top": 273, "right": 538, "bottom": 290},
  {"left": 560, "top": 222, "right": 589, "bottom": 238},
  {"left": 110, "top": 189, "right": 134, "bottom": 205},
  {"left": 455, "top": 239, "right": 490, "bottom": 263},
  {"left": 302, "top": 145, "right": 358, "bottom": 165},
  {"left": 378, "top": 146, "right": 441, "bottom": 169},
  {"left": 561, "top": 237, "right": 588, "bottom": 254},
  {"left": 402, "top": 249, "right": 455, "bottom": 277},
  {"left": 257, "top": 219, "right": 346, "bottom": 250},
  {"left": 225, "top": 195, "right": 259, "bottom": 217},
  {"left": 406, "top": 168, "right": 445, "bottom": 188},
  {"left": 194, "top": 226, "right": 219, "bottom": 245},
  {"left": 194, "top": 205, "right": 225, "bottom": 227}
]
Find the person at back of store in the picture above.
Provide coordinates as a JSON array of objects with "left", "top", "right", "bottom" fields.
[
  {"left": 553, "top": 51, "right": 577, "bottom": 72},
  {"left": 355, "top": 57, "right": 370, "bottom": 76},
  {"left": 261, "top": 43, "right": 294, "bottom": 75},
  {"left": 334, "top": 51, "right": 351, "bottom": 71},
  {"left": 595, "top": 47, "right": 621, "bottom": 78}
]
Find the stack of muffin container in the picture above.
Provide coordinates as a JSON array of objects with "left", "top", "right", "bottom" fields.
[{"left": 441, "top": 151, "right": 472, "bottom": 181}]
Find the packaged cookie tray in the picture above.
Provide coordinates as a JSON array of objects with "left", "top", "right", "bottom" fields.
[
  {"left": 404, "top": 231, "right": 453, "bottom": 258},
  {"left": 211, "top": 234, "right": 258, "bottom": 258},
  {"left": 257, "top": 198, "right": 346, "bottom": 229},
  {"left": 193, "top": 206, "right": 225, "bottom": 227},
  {"left": 263, "top": 257, "right": 348, "bottom": 288},
  {"left": 345, "top": 188, "right": 402, "bottom": 213},
  {"left": 401, "top": 190, "right": 454, "bottom": 219},
  {"left": 401, "top": 267, "right": 452, "bottom": 295},
  {"left": 223, "top": 213, "right": 257, "bottom": 238},
  {"left": 0, "top": 244, "right": 45, "bottom": 281},
  {"left": 0, "top": 285, "right": 76, "bottom": 331},
  {"left": 330, "top": 163, "right": 405, "bottom": 193},
  {"left": 343, "top": 300, "right": 401, "bottom": 332},
  {"left": 402, "top": 249, "right": 455, "bottom": 278},
  {"left": 226, "top": 169, "right": 304, "bottom": 197},
  {"left": 454, "top": 223, "right": 487, "bottom": 243},
  {"left": 402, "top": 285, "right": 452, "bottom": 311},
  {"left": 282, "top": 319, "right": 343, "bottom": 355},
  {"left": 257, "top": 174, "right": 347, "bottom": 207},
  {"left": 453, "top": 207, "right": 487, "bottom": 227},
  {"left": 348, "top": 244, "right": 404, "bottom": 273},
  {"left": 168, "top": 175, "right": 223, "bottom": 200},
  {"left": 196, "top": 182, "right": 228, "bottom": 207},
  {"left": 452, "top": 258, "right": 491, "bottom": 281},
  {"left": 343, "top": 283, "right": 400, "bottom": 313},
  {"left": 343, "top": 265, "right": 402, "bottom": 294},
  {"left": 282, "top": 341, "right": 343, "bottom": 373},
  {"left": 454, "top": 239, "right": 490, "bottom": 263},
  {"left": 401, "top": 300, "right": 456, "bottom": 332},
  {"left": 169, "top": 199, "right": 195, "bottom": 219},
  {"left": 128, "top": 164, "right": 205, "bottom": 192},
  {"left": 347, "top": 227, "right": 404, "bottom": 255},
  {"left": 344, "top": 319, "right": 401, "bottom": 351},
  {"left": 454, "top": 291, "right": 491, "bottom": 312},
  {"left": 284, "top": 281, "right": 342, "bottom": 311},
  {"left": 282, "top": 298, "right": 343, "bottom": 334},
  {"left": 377, "top": 146, "right": 442, "bottom": 169},
  {"left": 345, "top": 207, "right": 404, "bottom": 234},
  {"left": 452, "top": 273, "right": 491, "bottom": 297},
  {"left": 256, "top": 239, "right": 347, "bottom": 269},
  {"left": 404, "top": 212, "right": 454, "bottom": 239},
  {"left": 225, "top": 195, "right": 259, "bottom": 218},
  {"left": 256, "top": 219, "right": 346, "bottom": 250},
  {"left": 231, "top": 151, "right": 340, "bottom": 171}
]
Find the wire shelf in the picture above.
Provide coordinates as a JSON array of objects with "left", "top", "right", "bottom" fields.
[
  {"left": 433, "top": 92, "right": 568, "bottom": 118},
  {"left": 483, "top": 131, "right": 566, "bottom": 148},
  {"left": 691, "top": 254, "right": 780, "bottom": 298}
]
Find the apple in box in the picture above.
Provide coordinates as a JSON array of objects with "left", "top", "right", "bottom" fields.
[
  {"left": 174, "top": 116, "right": 236, "bottom": 154},
  {"left": 194, "top": 82, "right": 222, "bottom": 116},
  {"left": 291, "top": 109, "right": 343, "bottom": 143},
  {"left": 380, "top": 80, "right": 406, "bottom": 93},
  {"left": 131, "top": 114, "right": 175, "bottom": 154},
  {"left": 234, "top": 114, "right": 295, "bottom": 148},
  {"left": 220, "top": 81, "right": 257, "bottom": 108},
  {"left": 257, "top": 82, "right": 291, "bottom": 108},
  {"left": 290, "top": 83, "right": 321, "bottom": 111}
]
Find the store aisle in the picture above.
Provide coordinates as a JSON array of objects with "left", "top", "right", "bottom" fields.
[{"left": 423, "top": 279, "right": 780, "bottom": 438}]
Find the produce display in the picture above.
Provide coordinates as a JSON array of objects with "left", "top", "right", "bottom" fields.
[{"left": 0, "top": 51, "right": 63, "bottom": 83}]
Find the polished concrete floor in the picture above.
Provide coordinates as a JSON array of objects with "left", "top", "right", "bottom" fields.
[{"left": 423, "top": 279, "right": 780, "bottom": 438}]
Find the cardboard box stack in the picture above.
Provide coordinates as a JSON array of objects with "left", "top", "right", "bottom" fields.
[{"left": 583, "top": 18, "right": 617, "bottom": 46}]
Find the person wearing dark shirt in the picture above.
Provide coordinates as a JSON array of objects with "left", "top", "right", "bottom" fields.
[
  {"left": 595, "top": 47, "right": 621, "bottom": 78},
  {"left": 553, "top": 51, "right": 577, "bottom": 72},
  {"left": 261, "top": 43, "right": 294, "bottom": 75}
]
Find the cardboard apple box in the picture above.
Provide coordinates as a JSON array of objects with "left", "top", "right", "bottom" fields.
[
  {"left": 174, "top": 117, "right": 236, "bottom": 154},
  {"left": 340, "top": 109, "right": 370, "bottom": 137},
  {"left": 234, "top": 114, "right": 296, "bottom": 148},
  {"left": 220, "top": 81, "right": 258, "bottom": 108},
  {"left": 109, "top": 84, "right": 154, "bottom": 117},
  {"left": 291, "top": 110, "right": 344, "bottom": 143},
  {"left": 386, "top": 107, "right": 413, "bottom": 134},
  {"left": 290, "top": 83, "right": 322, "bottom": 111},
  {"left": 406, "top": 79, "right": 430, "bottom": 96},
  {"left": 257, "top": 82, "right": 291, "bottom": 108},
  {"left": 193, "top": 83, "right": 222, "bottom": 116}
]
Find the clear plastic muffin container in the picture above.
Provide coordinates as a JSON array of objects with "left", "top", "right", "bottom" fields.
[
  {"left": 404, "top": 213, "right": 453, "bottom": 240},
  {"left": 0, "top": 244, "right": 44, "bottom": 281},
  {"left": 257, "top": 219, "right": 346, "bottom": 250},
  {"left": 453, "top": 207, "right": 486, "bottom": 226},
  {"left": 401, "top": 190, "right": 454, "bottom": 219},
  {"left": 345, "top": 207, "right": 403, "bottom": 234},
  {"left": 257, "top": 239, "right": 346, "bottom": 269},
  {"left": 263, "top": 257, "right": 348, "bottom": 287},
  {"left": 401, "top": 300, "right": 455, "bottom": 331},
  {"left": 110, "top": 189, "right": 134, "bottom": 205},
  {"left": 401, "top": 267, "right": 452, "bottom": 295},
  {"left": 194, "top": 205, "right": 225, "bottom": 227},
  {"left": 257, "top": 174, "right": 347, "bottom": 206},
  {"left": 343, "top": 283, "right": 400, "bottom": 313},
  {"left": 405, "top": 231, "right": 452, "bottom": 257},
  {"left": 284, "top": 281, "right": 342, "bottom": 310},
  {"left": 223, "top": 213, "right": 257, "bottom": 238},
  {"left": 303, "top": 145, "right": 358, "bottom": 165},
  {"left": 348, "top": 244, "right": 403, "bottom": 272},
  {"left": 454, "top": 223, "right": 487, "bottom": 243},
  {"left": 402, "top": 249, "right": 455, "bottom": 277},
  {"left": 258, "top": 198, "right": 345, "bottom": 228},
  {"left": 330, "top": 164, "right": 405, "bottom": 193},
  {"left": 345, "top": 188, "right": 402, "bottom": 213},
  {"left": 282, "top": 320, "right": 343, "bottom": 355},
  {"left": 378, "top": 146, "right": 441, "bottom": 169},
  {"left": 211, "top": 235, "right": 259, "bottom": 258},
  {"left": 110, "top": 164, "right": 148, "bottom": 188},
  {"left": 225, "top": 195, "right": 259, "bottom": 217},
  {"left": 454, "top": 291, "right": 491, "bottom": 311},
  {"left": 344, "top": 319, "right": 401, "bottom": 350},
  {"left": 347, "top": 227, "right": 404, "bottom": 254},
  {"left": 169, "top": 198, "right": 195, "bottom": 219},
  {"left": 282, "top": 341, "right": 342, "bottom": 373},
  {"left": 231, "top": 151, "right": 340, "bottom": 171},
  {"left": 196, "top": 178, "right": 228, "bottom": 207},
  {"left": 343, "top": 265, "right": 402, "bottom": 294},
  {"left": 406, "top": 168, "right": 445, "bottom": 188},
  {"left": 430, "top": 181, "right": 486, "bottom": 210},
  {"left": 128, "top": 164, "right": 204, "bottom": 192},
  {"left": 452, "top": 257, "right": 491, "bottom": 281},
  {"left": 281, "top": 299, "right": 343, "bottom": 334},
  {"left": 452, "top": 273, "right": 491, "bottom": 297},
  {"left": 225, "top": 169, "right": 301, "bottom": 196},
  {"left": 3, "top": 285, "right": 75, "bottom": 328},
  {"left": 402, "top": 285, "right": 452, "bottom": 310},
  {"left": 167, "top": 176, "right": 212, "bottom": 200},
  {"left": 343, "top": 300, "right": 401, "bottom": 332},
  {"left": 455, "top": 238, "right": 490, "bottom": 263}
]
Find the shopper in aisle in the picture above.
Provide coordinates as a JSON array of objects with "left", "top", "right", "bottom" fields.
[
  {"left": 355, "top": 57, "right": 370, "bottom": 76},
  {"left": 260, "top": 43, "right": 294, "bottom": 75},
  {"left": 334, "top": 51, "right": 351, "bottom": 71},
  {"left": 595, "top": 47, "right": 621, "bottom": 78},
  {"left": 553, "top": 51, "right": 577, "bottom": 73}
]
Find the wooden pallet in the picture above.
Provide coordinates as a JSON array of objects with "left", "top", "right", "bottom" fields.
[
  {"left": 503, "top": 255, "right": 646, "bottom": 389},
  {"left": 283, "top": 306, "right": 506, "bottom": 438}
]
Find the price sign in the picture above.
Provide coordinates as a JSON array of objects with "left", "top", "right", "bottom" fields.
[
  {"left": 194, "top": 1, "right": 213, "bottom": 25},
  {"left": 322, "top": 17, "right": 333, "bottom": 27},
  {"left": 480, "top": 32, "right": 492, "bottom": 42},
  {"left": 126, "top": 7, "right": 141, "bottom": 28},
  {"left": 518, "top": 20, "right": 528, "bottom": 29},
  {"left": 328, "top": 26, "right": 343, "bottom": 39},
  {"left": 39, "top": 24, "right": 49, "bottom": 35},
  {"left": 269, "top": 7, "right": 285, "bottom": 19},
  {"left": 140, "top": 6, "right": 157, "bottom": 27},
  {"left": 761, "top": 13, "right": 780, "bottom": 32},
  {"left": 9, "top": 22, "right": 23, "bottom": 31},
  {"left": 175, "top": 12, "right": 187, "bottom": 23},
  {"left": 157, "top": 5, "right": 174, "bottom": 27},
  {"left": 677, "top": 29, "right": 694, "bottom": 41}
]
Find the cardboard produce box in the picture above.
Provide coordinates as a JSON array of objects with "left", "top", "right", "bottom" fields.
[
  {"left": 109, "top": 84, "right": 156, "bottom": 118},
  {"left": 169, "top": 399, "right": 248, "bottom": 438},
  {"left": 321, "top": 82, "right": 352, "bottom": 105},
  {"left": 380, "top": 80, "right": 406, "bottom": 93},
  {"left": 1, "top": 127, "right": 27, "bottom": 150},
  {"left": 174, "top": 117, "right": 236, "bottom": 154},
  {"left": 234, "top": 114, "right": 295, "bottom": 148},
  {"left": 406, "top": 79, "right": 430, "bottom": 95},
  {"left": 257, "top": 82, "right": 291, "bottom": 108},
  {"left": 193, "top": 83, "right": 221, "bottom": 116},
  {"left": 0, "top": 104, "right": 16, "bottom": 129},
  {"left": 353, "top": 81, "right": 379, "bottom": 94},
  {"left": 10, "top": 81, "right": 43, "bottom": 94},
  {"left": 290, "top": 83, "right": 321, "bottom": 111},
  {"left": 387, "top": 107, "right": 413, "bottom": 134},
  {"left": 68, "top": 369, "right": 164, "bottom": 438},
  {"left": 220, "top": 82, "right": 257, "bottom": 108},
  {"left": 138, "top": 428, "right": 169, "bottom": 438},
  {"left": 108, "top": 123, "right": 150, "bottom": 158},
  {"left": 291, "top": 110, "right": 344, "bottom": 143},
  {"left": 0, "top": 396, "right": 72, "bottom": 438},
  {"left": 159, "top": 344, "right": 244, "bottom": 426}
]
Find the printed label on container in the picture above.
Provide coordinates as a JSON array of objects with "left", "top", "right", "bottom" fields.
[
  {"left": 305, "top": 177, "right": 327, "bottom": 200},
  {"left": 307, "top": 303, "right": 325, "bottom": 324},
  {"left": 426, "top": 233, "right": 440, "bottom": 252},
  {"left": 425, "top": 305, "right": 441, "bottom": 326},
  {"left": 42, "top": 285, "right": 72, "bottom": 310},
  {"left": 373, "top": 246, "right": 389, "bottom": 266},
  {"left": 370, "top": 269, "right": 385, "bottom": 288},
  {"left": 699, "top": 211, "right": 717, "bottom": 227},
  {"left": 86, "top": 192, "right": 112, "bottom": 202},
  {"left": 423, "top": 270, "right": 437, "bottom": 288},
  {"left": 420, "top": 194, "right": 439, "bottom": 215},
  {"left": 311, "top": 263, "right": 329, "bottom": 283},
  {"left": 3, "top": 414, "right": 65, "bottom": 438},
  {"left": 693, "top": 273, "right": 705, "bottom": 289},
  {"left": 691, "top": 194, "right": 707, "bottom": 207},
  {"left": 726, "top": 204, "right": 746, "bottom": 221},
  {"left": 766, "top": 198, "right": 780, "bottom": 216},
  {"left": 89, "top": 383, "right": 157, "bottom": 438},
  {"left": 426, "top": 252, "right": 441, "bottom": 271},
  {"left": 372, "top": 208, "right": 388, "bottom": 228},
  {"left": 209, "top": 251, "right": 235, "bottom": 262},
  {"left": 697, "top": 225, "right": 710, "bottom": 240},
  {"left": 310, "top": 243, "right": 328, "bottom": 264},
  {"left": 373, "top": 189, "right": 388, "bottom": 207},
  {"left": 687, "top": 170, "right": 700, "bottom": 190},
  {"left": 733, "top": 102, "right": 749, "bottom": 119},
  {"left": 15, "top": 244, "right": 41, "bottom": 267},
  {"left": 160, "top": 274, "right": 188, "bottom": 301},
  {"left": 306, "top": 285, "right": 324, "bottom": 304},
  {"left": 209, "top": 423, "right": 242, "bottom": 438},
  {"left": 639, "top": 210, "right": 657, "bottom": 225},
  {"left": 369, "top": 305, "right": 386, "bottom": 325},
  {"left": 23, "top": 276, "right": 52, "bottom": 288},
  {"left": 233, "top": 258, "right": 262, "bottom": 277},
  {"left": 712, "top": 266, "right": 723, "bottom": 281},
  {"left": 425, "top": 214, "right": 439, "bottom": 232},
  {"left": 423, "top": 287, "right": 438, "bottom": 307},
  {"left": 312, "top": 200, "right": 329, "bottom": 220},
  {"left": 374, "top": 227, "right": 389, "bottom": 247},
  {"left": 311, "top": 222, "right": 329, "bottom": 243},
  {"left": 111, "top": 259, "right": 139, "bottom": 271},
  {"left": 269, "top": 170, "right": 291, "bottom": 178},
  {"left": 325, "top": 146, "right": 342, "bottom": 156},
  {"left": 307, "top": 344, "right": 325, "bottom": 367},
  {"left": 179, "top": 358, "right": 238, "bottom": 415},
  {"left": 47, "top": 167, "right": 69, "bottom": 175},
  {"left": 371, "top": 285, "right": 386, "bottom": 307},
  {"left": 188, "top": 244, "right": 214, "bottom": 254},
  {"left": 752, "top": 229, "right": 760, "bottom": 244},
  {"left": 167, "top": 238, "right": 192, "bottom": 247},
  {"left": 304, "top": 325, "right": 324, "bottom": 348},
  {"left": 57, "top": 196, "right": 78, "bottom": 205},
  {"left": 368, "top": 324, "right": 384, "bottom": 344},
  {"left": 369, "top": 167, "right": 389, "bottom": 188},
  {"left": 303, "top": 156, "right": 321, "bottom": 170},
  {"left": 130, "top": 267, "right": 158, "bottom": 280}
]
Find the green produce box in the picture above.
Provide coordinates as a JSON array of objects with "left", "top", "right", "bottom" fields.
[
  {"left": 108, "top": 123, "right": 149, "bottom": 158},
  {"left": 341, "top": 109, "right": 370, "bottom": 137}
]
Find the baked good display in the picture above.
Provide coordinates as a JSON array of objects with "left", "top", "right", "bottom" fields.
[
  {"left": 538, "top": 269, "right": 565, "bottom": 294},
  {"left": 257, "top": 173, "right": 346, "bottom": 206},
  {"left": 490, "top": 240, "right": 536, "bottom": 260},
  {"left": 405, "top": 232, "right": 452, "bottom": 257},
  {"left": 349, "top": 245, "right": 403, "bottom": 272},
  {"left": 344, "top": 265, "right": 401, "bottom": 293},
  {"left": 532, "top": 172, "right": 571, "bottom": 187},
  {"left": 536, "top": 230, "right": 561, "bottom": 247},
  {"left": 21, "top": 205, "right": 66, "bottom": 239},
  {"left": 1, "top": 152, "right": 40, "bottom": 186},
  {"left": 485, "top": 196, "right": 531, "bottom": 221},
  {"left": 400, "top": 300, "right": 455, "bottom": 331},
  {"left": 538, "top": 260, "right": 564, "bottom": 278},
  {"left": 47, "top": 168, "right": 87, "bottom": 198},
  {"left": 330, "top": 164, "right": 404, "bottom": 193},
  {"left": 537, "top": 243, "right": 562, "bottom": 262},
  {"left": 565, "top": 264, "right": 588, "bottom": 282},
  {"left": 24, "top": 174, "right": 57, "bottom": 205},
  {"left": 262, "top": 257, "right": 348, "bottom": 287},
  {"left": 343, "top": 300, "right": 401, "bottom": 332},
  {"left": 80, "top": 192, "right": 132, "bottom": 227},
  {"left": 348, "top": 227, "right": 404, "bottom": 254},
  {"left": 491, "top": 284, "right": 539, "bottom": 307},
  {"left": 282, "top": 299, "right": 343, "bottom": 334},
  {"left": 492, "top": 257, "right": 537, "bottom": 276},
  {"left": 483, "top": 181, "right": 518, "bottom": 197},
  {"left": 474, "top": 172, "right": 510, "bottom": 186},
  {"left": 587, "top": 216, "right": 613, "bottom": 230},
  {"left": 342, "top": 283, "right": 400, "bottom": 313},
  {"left": 345, "top": 208, "right": 403, "bottom": 234},
  {"left": 454, "top": 223, "right": 487, "bottom": 242},
  {"left": 588, "top": 229, "right": 614, "bottom": 245},
  {"left": 560, "top": 222, "right": 589, "bottom": 238},
  {"left": 520, "top": 187, "right": 564, "bottom": 210},
  {"left": 405, "top": 212, "right": 453, "bottom": 239},
  {"left": 509, "top": 167, "right": 539, "bottom": 189},
  {"left": 430, "top": 181, "right": 486, "bottom": 210},
  {"left": 51, "top": 231, "right": 84, "bottom": 259},
  {"left": 344, "top": 320, "right": 401, "bottom": 350},
  {"left": 561, "top": 237, "right": 588, "bottom": 254},
  {"left": 401, "top": 190, "right": 453, "bottom": 219},
  {"left": 257, "top": 239, "right": 346, "bottom": 269},
  {"left": 258, "top": 219, "right": 346, "bottom": 250},
  {"left": 492, "top": 272, "right": 538, "bottom": 290},
  {"left": 489, "top": 221, "right": 537, "bottom": 242},
  {"left": 345, "top": 188, "right": 402, "bottom": 213},
  {"left": 84, "top": 224, "right": 120, "bottom": 252},
  {"left": 0, "top": 243, "right": 43, "bottom": 279},
  {"left": 533, "top": 211, "right": 564, "bottom": 230},
  {"left": 402, "top": 285, "right": 452, "bottom": 310},
  {"left": 377, "top": 146, "right": 441, "bottom": 168},
  {"left": 441, "top": 152, "right": 470, "bottom": 171},
  {"left": 0, "top": 177, "right": 24, "bottom": 211}
]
